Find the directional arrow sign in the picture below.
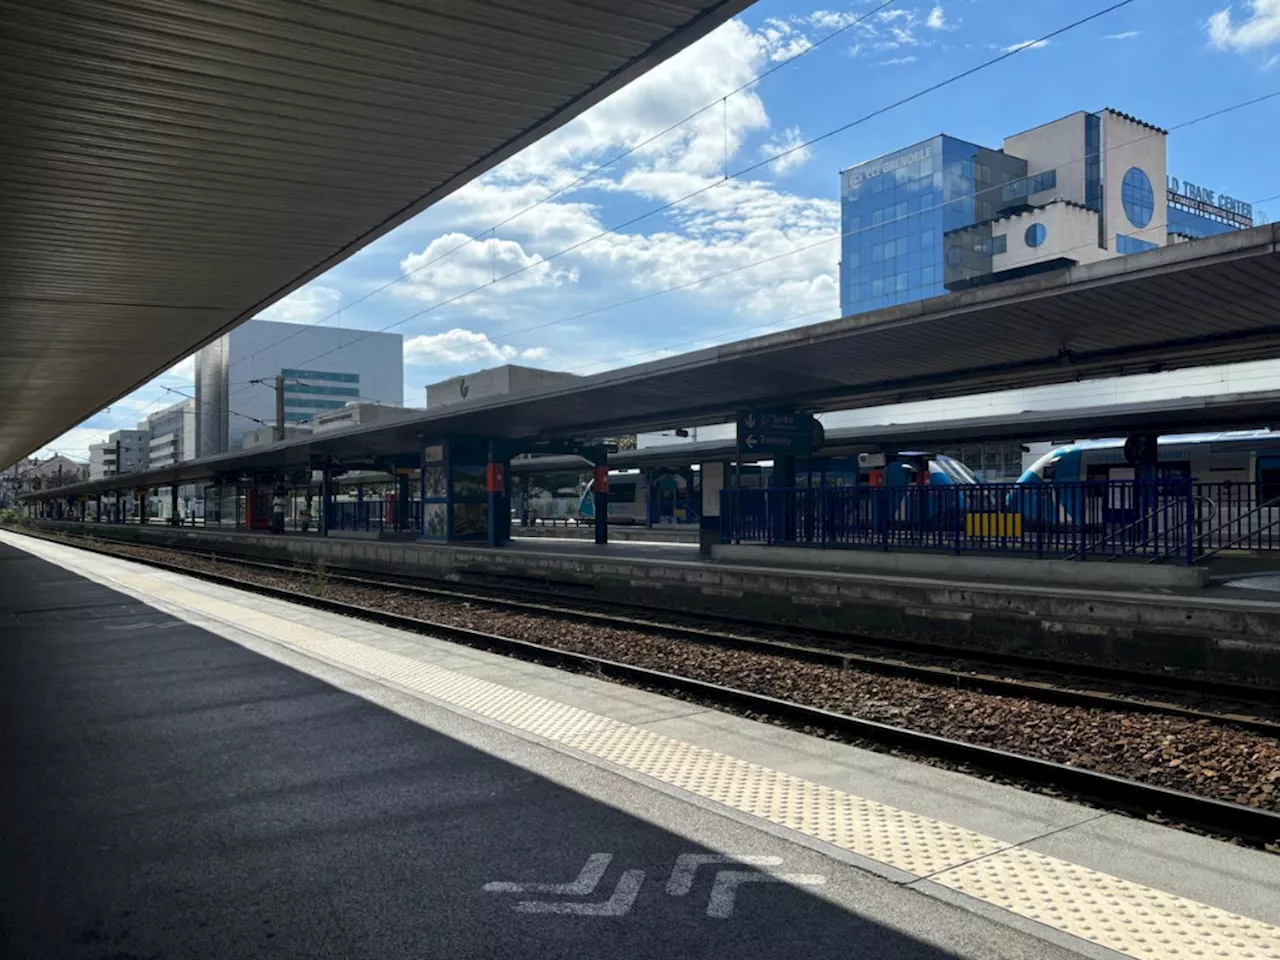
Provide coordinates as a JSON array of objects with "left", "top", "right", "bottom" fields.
[{"left": 736, "top": 409, "right": 817, "bottom": 456}]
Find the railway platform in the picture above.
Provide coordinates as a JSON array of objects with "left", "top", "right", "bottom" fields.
[
  {"left": 24, "top": 519, "right": 1280, "bottom": 681},
  {"left": 2, "top": 530, "right": 1278, "bottom": 960}
]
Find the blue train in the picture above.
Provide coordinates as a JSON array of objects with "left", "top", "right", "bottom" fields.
[
  {"left": 1018, "top": 431, "right": 1280, "bottom": 485},
  {"left": 1013, "top": 431, "right": 1280, "bottom": 524}
]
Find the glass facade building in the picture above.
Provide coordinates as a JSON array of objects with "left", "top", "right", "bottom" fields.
[
  {"left": 839, "top": 136, "right": 1028, "bottom": 316},
  {"left": 1167, "top": 207, "right": 1239, "bottom": 240},
  {"left": 839, "top": 110, "right": 1251, "bottom": 319}
]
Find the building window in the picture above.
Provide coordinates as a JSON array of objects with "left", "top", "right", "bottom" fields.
[
  {"left": 281, "top": 369, "right": 360, "bottom": 383},
  {"left": 282, "top": 384, "right": 361, "bottom": 397},
  {"left": 1024, "top": 223, "right": 1046, "bottom": 248},
  {"left": 1121, "top": 167, "right": 1154, "bottom": 228},
  {"left": 1031, "top": 169, "right": 1057, "bottom": 193},
  {"left": 1116, "top": 233, "right": 1159, "bottom": 254},
  {"left": 992, "top": 234, "right": 1007, "bottom": 255},
  {"left": 1084, "top": 114, "right": 1102, "bottom": 213}
]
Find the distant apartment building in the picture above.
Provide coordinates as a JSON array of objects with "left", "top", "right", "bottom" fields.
[
  {"left": 88, "top": 429, "right": 150, "bottom": 480},
  {"left": 1, "top": 455, "right": 88, "bottom": 504},
  {"left": 194, "top": 319, "right": 404, "bottom": 458}
]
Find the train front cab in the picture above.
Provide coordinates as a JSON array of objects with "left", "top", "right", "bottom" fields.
[{"left": 1013, "top": 442, "right": 1195, "bottom": 529}]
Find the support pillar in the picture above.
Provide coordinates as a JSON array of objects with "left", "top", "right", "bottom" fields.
[
  {"left": 320, "top": 468, "right": 333, "bottom": 537},
  {"left": 397, "top": 473, "right": 411, "bottom": 532},
  {"left": 698, "top": 461, "right": 726, "bottom": 558},
  {"left": 772, "top": 453, "right": 797, "bottom": 544},
  {"left": 487, "top": 441, "right": 505, "bottom": 549},
  {"left": 170, "top": 485, "right": 180, "bottom": 526},
  {"left": 96, "top": 494, "right": 102, "bottom": 523},
  {"left": 1125, "top": 432, "right": 1161, "bottom": 547},
  {"left": 593, "top": 447, "right": 609, "bottom": 546}
]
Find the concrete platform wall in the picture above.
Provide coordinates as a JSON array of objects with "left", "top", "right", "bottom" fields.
[
  {"left": 713, "top": 544, "right": 1210, "bottom": 589},
  {"left": 27, "top": 521, "right": 1280, "bottom": 683}
]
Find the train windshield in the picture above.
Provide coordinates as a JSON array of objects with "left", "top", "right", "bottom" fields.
[{"left": 933, "top": 456, "right": 979, "bottom": 485}]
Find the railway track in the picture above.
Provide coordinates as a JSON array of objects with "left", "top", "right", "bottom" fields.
[
  {"left": 12, "top": 525, "right": 1280, "bottom": 847},
  {"left": 27, "top": 527, "right": 1280, "bottom": 733}
]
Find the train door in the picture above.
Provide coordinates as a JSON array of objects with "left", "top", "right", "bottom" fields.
[{"left": 1258, "top": 457, "right": 1280, "bottom": 505}]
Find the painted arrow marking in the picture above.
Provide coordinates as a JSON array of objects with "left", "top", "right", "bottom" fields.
[
  {"left": 484, "top": 853, "right": 612, "bottom": 895},
  {"left": 706, "top": 870, "right": 827, "bottom": 919},
  {"left": 665, "top": 854, "right": 783, "bottom": 896},
  {"left": 514, "top": 870, "right": 646, "bottom": 917}
]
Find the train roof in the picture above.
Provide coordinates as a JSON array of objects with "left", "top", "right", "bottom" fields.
[{"left": 1055, "top": 430, "right": 1280, "bottom": 452}]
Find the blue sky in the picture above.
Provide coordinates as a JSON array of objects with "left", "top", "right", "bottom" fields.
[{"left": 38, "top": 0, "right": 1280, "bottom": 463}]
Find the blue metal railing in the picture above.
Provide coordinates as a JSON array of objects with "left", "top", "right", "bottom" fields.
[{"left": 720, "top": 481, "right": 1227, "bottom": 564}]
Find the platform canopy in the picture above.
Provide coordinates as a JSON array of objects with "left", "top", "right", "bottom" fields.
[
  {"left": 27, "top": 223, "right": 1280, "bottom": 501},
  {"left": 0, "top": 0, "right": 753, "bottom": 468}
]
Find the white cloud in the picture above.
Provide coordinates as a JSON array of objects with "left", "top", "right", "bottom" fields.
[
  {"left": 162, "top": 356, "right": 195, "bottom": 382},
  {"left": 1208, "top": 0, "right": 1280, "bottom": 51},
  {"left": 926, "top": 5, "right": 948, "bottom": 30},
  {"left": 1003, "top": 39, "right": 1050, "bottom": 53},
  {"left": 759, "top": 127, "right": 812, "bottom": 175},
  {"left": 879, "top": 55, "right": 920, "bottom": 66},
  {"left": 485, "top": 18, "right": 772, "bottom": 182},
  {"left": 404, "top": 329, "right": 548, "bottom": 367},
  {"left": 254, "top": 285, "right": 342, "bottom": 324},
  {"left": 397, "top": 233, "right": 579, "bottom": 303},
  {"left": 389, "top": 15, "right": 844, "bottom": 330},
  {"left": 1102, "top": 30, "right": 1141, "bottom": 40}
]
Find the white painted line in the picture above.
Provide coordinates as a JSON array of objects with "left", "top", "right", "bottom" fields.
[
  {"left": 514, "top": 870, "right": 646, "bottom": 917},
  {"left": 484, "top": 854, "right": 612, "bottom": 895},
  {"left": 706, "top": 871, "right": 827, "bottom": 919},
  {"left": 665, "top": 854, "right": 784, "bottom": 896}
]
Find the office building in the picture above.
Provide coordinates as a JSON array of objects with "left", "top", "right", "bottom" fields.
[
  {"left": 194, "top": 319, "right": 403, "bottom": 457},
  {"left": 145, "top": 399, "right": 196, "bottom": 468},
  {"left": 839, "top": 108, "right": 1254, "bottom": 316}
]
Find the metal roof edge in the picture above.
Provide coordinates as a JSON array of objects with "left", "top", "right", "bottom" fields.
[{"left": 29, "top": 0, "right": 756, "bottom": 469}]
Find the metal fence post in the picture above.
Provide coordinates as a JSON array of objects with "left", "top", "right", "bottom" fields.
[
  {"left": 954, "top": 487, "right": 962, "bottom": 555},
  {"left": 1036, "top": 486, "right": 1045, "bottom": 559},
  {"left": 1184, "top": 477, "right": 1194, "bottom": 566},
  {"left": 880, "top": 488, "right": 890, "bottom": 552}
]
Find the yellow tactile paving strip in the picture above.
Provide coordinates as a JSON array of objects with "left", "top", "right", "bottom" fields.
[{"left": 12, "top": 535, "right": 1280, "bottom": 960}]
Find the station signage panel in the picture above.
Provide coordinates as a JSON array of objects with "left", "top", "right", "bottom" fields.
[{"left": 736, "top": 409, "right": 822, "bottom": 456}]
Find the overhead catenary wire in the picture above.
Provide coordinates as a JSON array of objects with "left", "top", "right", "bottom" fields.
[
  {"left": 471, "top": 90, "right": 1280, "bottom": 362},
  {"left": 231, "top": 0, "right": 1139, "bottom": 386},
  {"left": 82, "top": 82, "right": 1280, "bottom": 459},
  {"left": 222, "top": 0, "right": 904, "bottom": 380}
]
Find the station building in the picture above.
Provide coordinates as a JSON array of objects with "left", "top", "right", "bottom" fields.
[
  {"left": 194, "top": 319, "right": 404, "bottom": 458},
  {"left": 839, "top": 108, "right": 1255, "bottom": 316}
]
